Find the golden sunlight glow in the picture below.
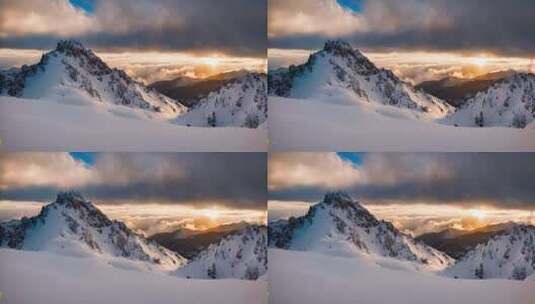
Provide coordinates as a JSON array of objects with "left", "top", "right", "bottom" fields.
[
  {"left": 471, "top": 56, "right": 489, "bottom": 67},
  {"left": 469, "top": 209, "right": 487, "bottom": 220},
  {"left": 202, "top": 207, "right": 221, "bottom": 220},
  {"left": 202, "top": 57, "right": 220, "bottom": 68}
]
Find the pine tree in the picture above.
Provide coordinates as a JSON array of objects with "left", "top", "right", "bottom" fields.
[
  {"left": 475, "top": 111, "right": 484, "bottom": 127},
  {"left": 207, "top": 263, "right": 217, "bottom": 279},
  {"left": 475, "top": 263, "right": 484, "bottom": 279}
]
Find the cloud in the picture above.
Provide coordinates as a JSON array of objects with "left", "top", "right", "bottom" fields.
[
  {"left": 0, "top": 0, "right": 96, "bottom": 37},
  {"left": 269, "top": 153, "right": 535, "bottom": 210},
  {"left": 0, "top": 153, "right": 97, "bottom": 190},
  {"left": 269, "top": 0, "right": 535, "bottom": 57},
  {"left": 0, "top": 153, "right": 267, "bottom": 209},
  {"left": 269, "top": 153, "right": 364, "bottom": 190},
  {"left": 268, "top": 0, "right": 366, "bottom": 38},
  {"left": 0, "top": 0, "right": 267, "bottom": 57}
]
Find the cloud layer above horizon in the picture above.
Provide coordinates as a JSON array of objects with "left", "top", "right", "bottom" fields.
[
  {"left": 269, "top": 0, "right": 535, "bottom": 57},
  {"left": 0, "top": 153, "right": 267, "bottom": 209},
  {"left": 0, "top": 0, "right": 267, "bottom": 57},
  {"left": 269, "top": 153, "right": 535, "bottom": 210}
]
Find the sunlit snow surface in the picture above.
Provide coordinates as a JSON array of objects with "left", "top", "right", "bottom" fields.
[
  {"left": 269, "top": 97, "right": 535, "bottom": 151},
  {"left": 268, "top": 249, "right": 534, "bottom": 304},
  {"left": 0, "top": 249, "right": 267, "bottom": 304},
  {"left": 0, "top": 96, "right": 267, "bottom": 151}
]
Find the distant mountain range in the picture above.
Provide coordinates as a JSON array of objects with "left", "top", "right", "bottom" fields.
[
  {"left": 269, "top": 191, "right": 535, "bottom": 280},
  {"left": 149, "top": 221, "right": 251, "bottom": 258},
  {"left": 0, "top": 40, "right": 267, "bottom": 128},
  {"left": 0, "top": 191, "right": 267, "bottom": 280},
  {"left": 148, "top": 70, "right": 251, "bottom": 107},
  {"left": 416, "top": 222, "right": 517, "bottom": 259},
  {"left": 269, "top": 40, "right": 535, "bottom": 128},
  {"left": 415, "top": 71, "right": 517, "bottom": 107}
]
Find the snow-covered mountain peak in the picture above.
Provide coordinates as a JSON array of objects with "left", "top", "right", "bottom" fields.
[
  {"left": 322, "top": 40, "right": 372, "bottom": 67},
  {"left": 322, "top": 191, "right": 358, "bottom": 206},
  {"left": 55, "top": 39, "right": 90, "bottom": 55},
  {"left": 444, "top": 72, "right": 535, "bottom": 128},
  {"left": 444, "top": 224, "right": 535, "bottom": 280},
  {"left": 55, "top": 190, "right": 92, "bottom": 207},
  {"left": 268, "top": 40, "right": 453, "bottom": 118},
  {"left": 269, "top": 192, "right": 454, "bottom": 270},
  {"left": 324, "top": 40, "right": 360, "bottom": 55},
  {"left": 175, "top": 224, "right": 267, "bottom": 280},
  {"left": 0, "top": 192, "right": 186, "bottom": 270},
  {"left": 0, "top": 40, "right": 186, "bottom": 118},
  {"left": 172, "top": 72, "right": 267, "bottom": 128}
]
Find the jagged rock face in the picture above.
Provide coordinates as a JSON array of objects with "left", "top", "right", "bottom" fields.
[
  {"left": 0, "top": 191, "right": 186, "bottom": 270},
  {"left": 444, "top": 225, "right": 535, "bottom": 280},
  {"left": 444, "top": 73, "right": 535, "bottom": 128},
  {"left": 175, "top": 225, "right": 267, "bottom": 280},
  {"left": 0, "top": 40, "right": 186, "bottom": 118},
  {"left": 269, "top": 191, "right": 454, "bottom": 270},
  {"left": 268, "top": 40, "right": 452, "bottom": 118},
  {"left": 173, "top": 73, "right": 267, "bottom": 128}
]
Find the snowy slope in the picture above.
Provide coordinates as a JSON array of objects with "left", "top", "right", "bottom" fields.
[
  {"left": 444, "top": 224, "right": 535, "bottom": 280},
  {"left": 445, "top": 73, "right": 535, "bottom": 128},
  {"left": 173, "top": 73, "right": 267, "bottom": 128},
  {"left": 0, "top": 96, "right": 268, "bottom": 151},
  {"left": 0, "top": 40, "right": 185, "bottom": 119},
  {"left": 269, "top": 192, "right": 453, "bottom": 271},
  {"left": 176, "top": 225, "right": 267, "bottom": 280},
  {"left": 0, "top": 248, "right": 267, "bottom": 304},
  {"left": 0, "top": 191, "right": 186, "bottom": 271},
  {"left": 269, "top": 40, "right": 452, "bottom": 119},
  {"left": 269, "top": 96, "right": 535, "bottom": 151},
  {"left": 269, "top": 248, "right": 534, "bottom": 304}
]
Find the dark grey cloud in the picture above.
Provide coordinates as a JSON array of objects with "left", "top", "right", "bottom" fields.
[
  {"left": 0, "top": 153, "right": 267, "bottom": 209},
  {"left": 269, "top": 0, "right": 535, "bottom": 57},
  {"left": 0, "top": 0, "right": 267, "bottom": 57},
  {"left": 269, "top": 153, "right": 535, "bottom": 210}
]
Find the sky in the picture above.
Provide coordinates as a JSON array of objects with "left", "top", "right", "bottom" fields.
[
  {"left": 269, "top": 152, "right": 535, "bottom": 236},
  {"left": 0, "top": 0, "right": 267, "bottom": 83},
  {"left": 268, "top": 0, "right": 535, "bottom": 83},
  {"left": 0, "top": 152, "right": 267, "bottom": 236}
]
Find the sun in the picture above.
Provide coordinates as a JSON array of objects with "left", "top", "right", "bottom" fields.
[
  {"left": 472, "top": 56, "right": 488, "bottom": 67},
  {"left": 202, "top": 57, "right": 219, "bottom": 68},
  {"left": 469, "top": 209, "right": 487, "bottom": 220},
  {"left": 202, "top": 207, "right": 220, "bottom": 220}
]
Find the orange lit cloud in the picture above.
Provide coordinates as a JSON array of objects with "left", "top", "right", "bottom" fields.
[{"left": 269, "top": 153, "right": 364, "bottom": 191}]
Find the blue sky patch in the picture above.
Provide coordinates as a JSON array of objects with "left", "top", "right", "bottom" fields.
[
  {"left": 69, "top": 0, "right": 95, "bottom": 14},
  {"left": 336, "top": 0, "right": 364, "bottom": 13},
  {"left": 337, "top": 152, "right": 364, "bottom": 165},
  {"left": 70, "top": 152, "right": 97, "bottom": 166}
]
